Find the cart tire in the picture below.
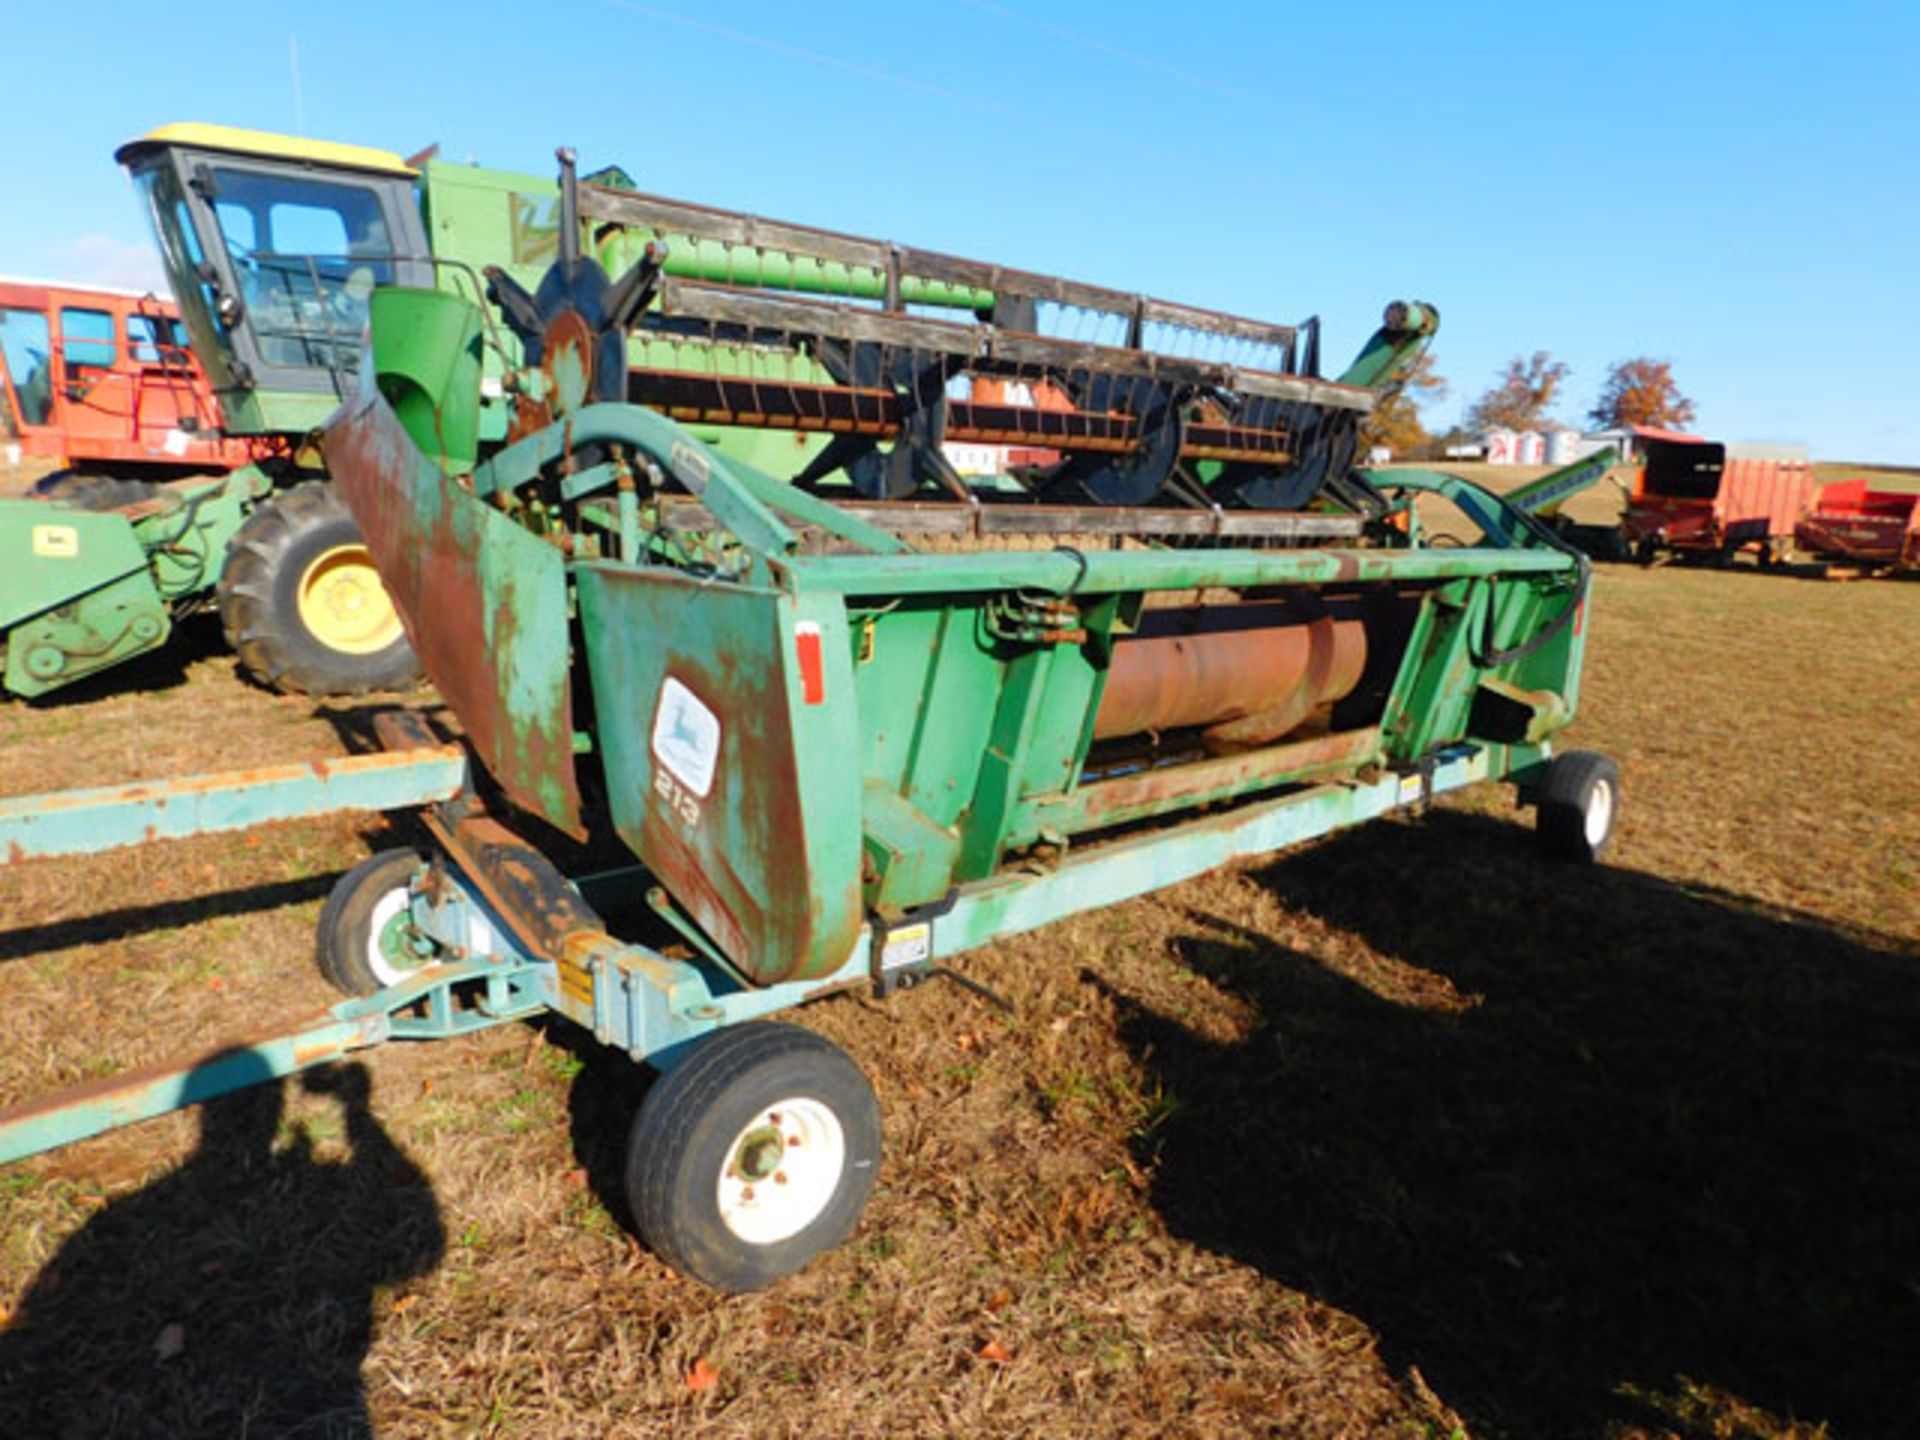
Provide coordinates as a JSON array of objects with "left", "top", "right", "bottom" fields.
[
  {"left": 317, "top": 848, "right": 430, "bottom": 996},
  {"left": 1535, "top": 750, "right": 1620, "bottom": 864},
  {"left": 217, "top": 480, "right": 421, "bottom": 696},
  {"left": 29, "top": 471, "right": 161, "bottom": 511},
  {"left": 625, "top": 1022, "right": 881, "bottom": 1293}
]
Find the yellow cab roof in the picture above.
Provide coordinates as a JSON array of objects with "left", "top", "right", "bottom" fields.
[{"left": 114, "top": 123, "right": 416, "bottom": 176}]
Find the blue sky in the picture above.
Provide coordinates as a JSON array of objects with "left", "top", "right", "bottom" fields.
[{"left": 4, "top": 1, "right": 1915, "bottom": 461}]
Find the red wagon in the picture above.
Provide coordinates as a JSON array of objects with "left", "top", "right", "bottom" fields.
[
  {"left": 1794, "top": 477, "right": 1920, "bottom": 572},
  {"left": 1621, "top": 428, "right": 1818, "bottom": 565}
]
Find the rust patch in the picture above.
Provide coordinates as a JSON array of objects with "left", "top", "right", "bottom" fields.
[
  {"left": 1079, "top": 726, "right": 1380, "bottom": 823},
  {"left": 324, "top": 393, "right": 580, "bottom": 835},
  {"left": 422, "top": 806, "right": 604, "bottom": 963},
  {"left": 1094, "top": 602, "right": 1365, "bottom": 743},
  {"left": 291, "top": 1038, "right": 349, "bottom": 1066},
  {"left": 373, "top": 708, "right": 441, "bottom": 753}
]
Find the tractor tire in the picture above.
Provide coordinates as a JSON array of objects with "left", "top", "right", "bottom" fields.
[
  {"left": 625, "top": 1022, "right": 882, "bottom": 1293},
  {"left": 316, "top": 848, "right": 430, "bottom": 996},
  {"left": 217, "top": 480, "right": 422, "bottom": 695},
  {"left": 29, "top": 471, "right": 161, "bottom": 511},
  {"left": 1534, "top": 750, "right": 1620, "bottom": 864}
]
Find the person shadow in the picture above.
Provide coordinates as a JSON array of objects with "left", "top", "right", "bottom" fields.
[
  {"left": 0, "top": 1054, "right": 444, "bottom": 1439},
  {"left": 1102, "top": 809, "right": 1920, "bottom": 1437}
]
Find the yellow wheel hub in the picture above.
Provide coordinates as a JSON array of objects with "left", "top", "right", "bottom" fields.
[{"left": 296, "top": 545, "right": 402, "bottom": 655}]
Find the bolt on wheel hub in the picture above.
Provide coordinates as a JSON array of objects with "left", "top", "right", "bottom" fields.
[{"left": 716, "top": 1098, "right": 846, "bottom": 1246}]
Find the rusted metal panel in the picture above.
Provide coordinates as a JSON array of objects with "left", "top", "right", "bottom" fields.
[
  {"left": 323, "top": 384, "right": 582, "bottom": 836},
  {"left": 573, "top": 564, "right": 864, "bottom": 986},
  {"left": 1015, "top": 725, "right": 1383, "bottom": 840},
  {"left": 422, "top": 807, "right": 604, "bottom": 961}
]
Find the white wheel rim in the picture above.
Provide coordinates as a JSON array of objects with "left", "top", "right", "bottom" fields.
[
  {"left": 715, "top": 1096, "right": 846, "bottom": 1246},
  {"left": 364, "top": 887, "right": 418, "bottom": 987},
  {"left": 1584, "top": 779, "right": 1615, "bottom": 850}
]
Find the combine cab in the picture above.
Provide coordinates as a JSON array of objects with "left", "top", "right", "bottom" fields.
[
  {"left": 1621, "top": 428, "right": 1817, "bottom": 565},
  {"left": 0, "top": 278, "right": 245, "bottom": 489},
  {"left": 1794, "top": 477, "right": 1920, "bottom": 573}
]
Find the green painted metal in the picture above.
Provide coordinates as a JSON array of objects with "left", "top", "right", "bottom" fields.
[
  {"left": 367, "top": 287, "right": 484, "bottom": 472},
  {"left": 0, "top": 746, "right": 468, "bottom": 863},
  {"left": 935, "top": 742, "right": 1539, "bottom": 956},
  {"left": 0, "top": 1016, "right": 376, "bottom": 1165},
  {"left": 0, "top": 499, "right": 170, "bottom": 697},
  {"left": 0, "top": 468, "right": 278, "bottom": 698},
  {"left": 1337, "top": 300, "right": 1440, "bottom": 390},
  {"left": 0, "top": 146, "right": 1607, "bottom": 1178},
  {"left": 1498, "top": 447, "right": 1620, "bottom": 518},
  {"left": 315, "top": 277, "right": 1591, "bottom": 992},
  {"left": 571, "top": 564, "right": 866, "bottom": 982},
  {"left": 0, "top": 953, "right": 544, "bottom": 1164}
]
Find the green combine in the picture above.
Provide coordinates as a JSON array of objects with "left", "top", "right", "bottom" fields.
[
  {"left": 0, "top": 150, "right": 1619, "bottom": 1294},
  {"left": 5, "top": 122, "right": 1457, "bottom": 699}
]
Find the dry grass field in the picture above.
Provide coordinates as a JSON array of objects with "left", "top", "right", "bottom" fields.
[{"left": 0, "top": 546, "right": 1916, "bottom": 1436}]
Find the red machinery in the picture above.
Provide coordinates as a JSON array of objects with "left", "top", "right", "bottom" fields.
[
  {"left": 1794, "top": 477, "right": 1920, "bottom": 572},
  {"left": 0, "top": 278, "right": 248, "bottom": 486},
  {"left": 1621, "top": 427, "right": 1818, "bottom": 565}
]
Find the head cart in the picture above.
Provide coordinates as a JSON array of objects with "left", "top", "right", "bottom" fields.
[{"left": 0, "top": 155, "right": 1620, "bottom": 1291}]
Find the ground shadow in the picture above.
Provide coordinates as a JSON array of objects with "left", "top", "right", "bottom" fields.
[
  {"left": 561, "top": 1021, "right": 659, "bottom": 1234},
  {"left": 0, "top": 1056, "right": 445, "bottom": 1438},
  {"left": 1107, "top": 810, "right": 1920, "bottom": 1437},
  {"left": 0, "top": 873, "right": 338, "bottom": 964}
]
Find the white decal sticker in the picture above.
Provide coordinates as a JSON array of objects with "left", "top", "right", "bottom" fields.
[
  {"left": 31, "top": 524, "right": 79, "bottom": 559},
  {"left": 1397, "top": 774, "right": 1423, "bottom": 805},
  {"left": 651, "top": 676, "right": 721, "bottom": 798},
  {"left": 669, "top": 440, "right": 710, "bottom": 493},
  {"left": 880, "top": 922, "right": 932, "bottom": 971},
  {"left": 162, "top": 427, "right": 191, "bottom": 457},
  {"left": 654, "top": 769, "right": 703, "bottom": 829}
]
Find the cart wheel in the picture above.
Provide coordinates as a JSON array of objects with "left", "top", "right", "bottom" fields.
[
  {"left": 317, "top": 848, "right": 432, "bottom": 996},
  {"left": 624, "top": 1022, "right": 881, "bottom": 1293},
  {"left": 1535, "top": 750, "right": 1620, "bottom": 864},
  {"left": 218, "top": 480, "right": 422, "bottom": 696}
]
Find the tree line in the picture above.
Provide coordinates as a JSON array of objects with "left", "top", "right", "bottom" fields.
[{"left": 1363, "top": 352, "right": 1696, "bottom": 459}]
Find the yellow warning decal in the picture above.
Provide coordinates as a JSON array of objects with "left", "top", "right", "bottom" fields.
[{"left": 557, "top": 949, "right": 596, "bottom": 1013}]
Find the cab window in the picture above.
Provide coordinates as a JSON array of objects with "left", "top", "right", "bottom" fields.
[
  {"left": 207, "top": 167, "right": 396, "bottom": 370},
  {"left": 0, "top": 307, "right": 56, "bottom": 425},
  {"left": 61, "top": 308, "right": 117, "bottom": 369},
  {"left": 128, "top": 314, "right": 192, "bottom": 365}
]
